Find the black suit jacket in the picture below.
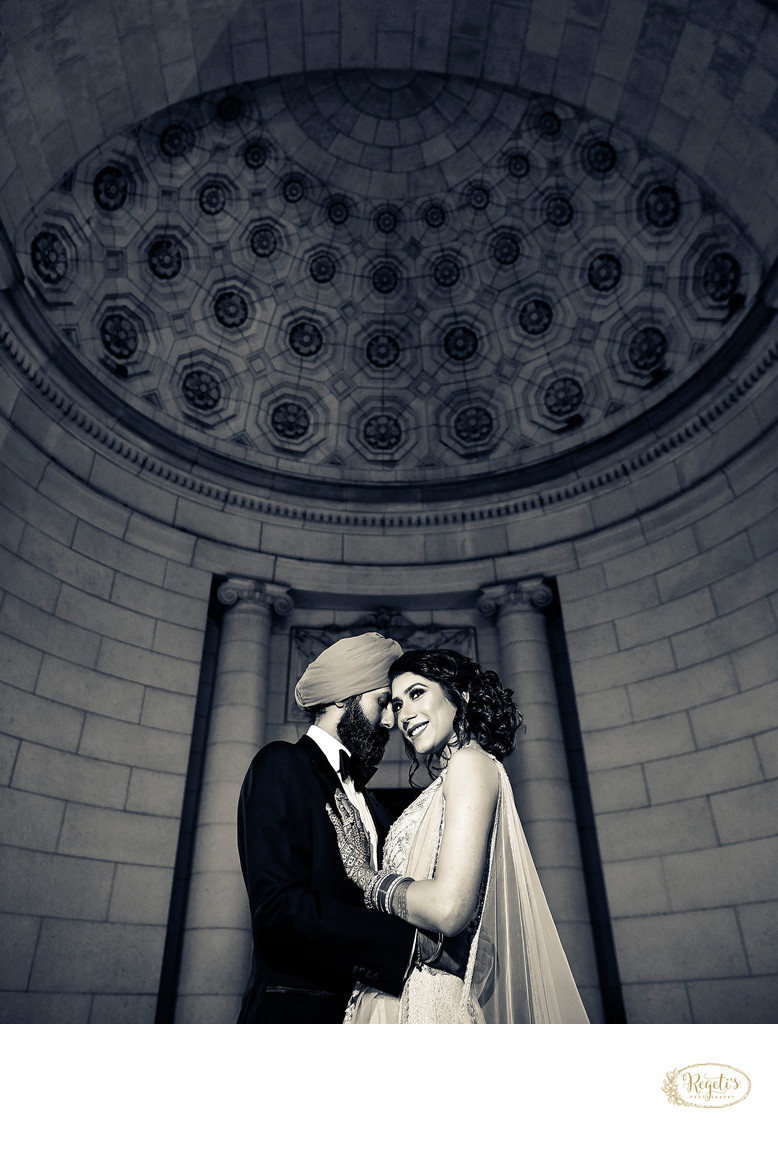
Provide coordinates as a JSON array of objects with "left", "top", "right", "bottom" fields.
[{"left": 236, "top": 734, "right": 416, "bottom": 1023}]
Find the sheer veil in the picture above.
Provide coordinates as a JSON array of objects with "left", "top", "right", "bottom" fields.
[{"left": 402, "top": 759, "right": 590, "bottom": 1024}]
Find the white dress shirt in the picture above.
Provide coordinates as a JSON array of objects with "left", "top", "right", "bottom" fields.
[{"left": 305, "top": 724, "right": 379, "bottom": 868}]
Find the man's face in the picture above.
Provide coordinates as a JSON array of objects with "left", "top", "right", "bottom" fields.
[{"left": 336, "top": 686, "right": 394, "bottom": 767}]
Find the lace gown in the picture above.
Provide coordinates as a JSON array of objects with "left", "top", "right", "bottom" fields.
[
  {"left": 343, "top": 752, "right": 590, "bottom": 1025},
  {"left": 343, "top": 768, "right": 481, "bottom": 1024}
]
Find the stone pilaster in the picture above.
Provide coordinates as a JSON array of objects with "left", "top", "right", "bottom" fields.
[
  {"left": 174, "top": 579, "right": 292, "bottom": 1023},
  {"left": 478, "top": 579, "right": 602, "bottom": 1019}
]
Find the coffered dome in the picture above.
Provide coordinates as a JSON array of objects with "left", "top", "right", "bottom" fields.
[{"left": 17, "top": 69, "right": 763, "bottom": 500}]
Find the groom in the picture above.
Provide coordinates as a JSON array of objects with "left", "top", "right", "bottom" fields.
[{"left": 237, "top": 631, "right": 439, "bottom": 1023}]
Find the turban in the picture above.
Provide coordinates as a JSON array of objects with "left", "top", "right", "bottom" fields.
[{"left": 294, "top": 632, "right": 403, "bottom": 709}]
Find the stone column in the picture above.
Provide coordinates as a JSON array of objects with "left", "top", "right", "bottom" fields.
[
  {"left": 174, "top": 578, "right": 292, "bottom": 1023},
  {"left": 478, "top": 579, "right": 602, "bottom": 1020}
]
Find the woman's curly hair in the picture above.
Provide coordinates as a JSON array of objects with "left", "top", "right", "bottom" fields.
[{"left": 389, "top": 648, "right": 523, "bottom": 786}]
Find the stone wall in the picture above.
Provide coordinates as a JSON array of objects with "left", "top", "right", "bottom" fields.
[
  {"left": 0, "top": 356, "right": 211, "bottom": 1021},
  {"left": 560, "top": 421, "right": 778, "bottom": 1022},
  {"left": 0, "top": 270, "right": 776, "bottom": 1022}
]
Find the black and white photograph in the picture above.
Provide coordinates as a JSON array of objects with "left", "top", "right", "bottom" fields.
[{"left": 0, "top": 0, "right": 775, "bottom": 1141}]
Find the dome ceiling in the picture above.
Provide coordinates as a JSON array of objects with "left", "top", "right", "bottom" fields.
[{"left": 17, "top": 69, "right": 762, "bottom": 498}]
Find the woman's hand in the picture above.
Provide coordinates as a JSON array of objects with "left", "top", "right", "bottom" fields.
[{"left": 325, "top": 789, "right": 376, "bottom": 892}]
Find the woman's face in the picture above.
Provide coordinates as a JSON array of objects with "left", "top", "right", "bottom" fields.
[{"left": 391, "top": 671, "right": 459, "bottom": 759}]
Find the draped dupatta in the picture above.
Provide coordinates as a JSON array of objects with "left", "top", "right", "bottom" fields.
[{"left": 399, "top": 761, "right": 589, "bottom": 1024}]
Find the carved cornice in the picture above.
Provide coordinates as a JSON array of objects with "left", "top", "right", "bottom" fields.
[
  {"left": 478, "top": 579, "right": 554, "bottom": 617},
  {"left": 1, "top": 307, "right": 777, "bottom": 531},
  {"left": 216, "top": 578, "right": 293, "bottom": 616}
]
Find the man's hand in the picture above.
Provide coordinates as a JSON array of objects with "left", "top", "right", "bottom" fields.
[{"left": 418, "top": 928, "right": 471, "bottom": 979}]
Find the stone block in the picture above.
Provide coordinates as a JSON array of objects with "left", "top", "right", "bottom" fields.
[
  {"left": 108, "top": 864, "right": 174, "bottom": 926},
  {"left": 628, "top": 657, "right": 739, "bottom": 721},
  {"left": 571, "top": 639, "right": 674, "bottom": 693},
  {"left": 694, "top": 471, "right": 776, "bottom": 554},
  {"left": 671, "top": 598, "right": 775, "bottom": 668},
  {"left": 0, "top": 844, "right": 113, "bottom": 918},
  {"left": 184, "top": 869, "right": 249, "bottom": 930},
  {"left": 140, "top": 686, "right": 197, "bottom": 735},
  {"left": 556, "top": 565, "right": 606, "bottom": 603},
  {"left": 0, "top": 547, "right": 61, "bottom": 612},
  {"left": 36, "top": 655, "right": 144, "bottom": 722},
  {"left": 589, "top": 764, "right": 650, "bottom": 815},
  {"left": 583, "top": 711, "right": 695, "bottom": 770},
  {"left": 0, "top": 504, "right": 24, "bottom": 554},
  {"left": 574, "top": 517, "right": 646, "bottom": 567},
  {"left": 657, "top": 533, "right": 754, "bottom": 604},
  {"left": 644, "top": 740, "right": 762, "bottom": 804},
  {"left": 176, "top": 926, "right": 252, "bottom": 996},
  {"left": 88, "top": 994, "right": 157, "bottom": 1023},
  {"left": 641, "top": 471, "right": 732, "bottom": 543},
  {"left": 0, "top": 593, "right": 101, "bottom": 668},
  {"left": 124, "top": 513, "right": 196, "bottom": 564},
  {"left": 615, "top": 588, "right": 716, "bottom": 649},
  {"left": 126, "top": 768, "right": 186, "bottom": 818},
  {"left": 0, "top": 631, "right": 43, "bottom": 691},
  {"left": 664, "top": 836, "right": 778, "bottom": 911},
  {"left": 56, "top": 584, "right": 156, "bottom": 647},
  {"left": 192, "top": 537, "right": 274, "bottom": 580},
  {"left": 710, "top": 778, "right": 778, "bottom": 844},
  {"left": 565, "top": 620, "right": 618, "bottom": 661},
  {"left": 18, "top": 521, "right": 111, "bottom": 597},
  {"left": 603, "top": 528, "right": 699, "bottom": 589},
  {"left": 58, "top": 804, "right": 178, "bottom": 868},
  {"left": 78, "top": 713, "right": 190, "bottom": 772},
  {"left": 731, "top": 634, "right": 778, "bottom": 691},
  {"left": 197, "top": 778, "right": 245, "bottom": 826},
  {"left": 189, "top": 822, "right": 242, "bottom": 875},
  {"left": 576, "top": 686, "right": 632, "bottom": 731},
  {"left": 89, "top": 456, "right": 178, "bottom": 526},
  {"left": 97, "top": 638, "right": 200, "bottom": 694},
  {"left": 0, "top": 733, "right": 19, "bottom": 787},
  {"left": 748, "top": 504, "right": 778, "bottom": 561},
  {"left": 691, "top": 679, "right": 778, "bottom": 748},
  {"left": 38, "top": 465, "right": 130, "bottom": 537},
  {"left": 621, "top": 981, "right": 693, "bottom": 1024},
  {"left": 0, "top": 992, "right": 91, "bottom": 1023},
  {"left": 163, "top": 560, "right": 212, "bottom": 599},
  {"left": 562, "top": 575, "right": 660, "bottom": 631},
  {"left": 602, "top": 856, "right": 670, "bottom": 917},
  {"left": 72, "top": 520, "right": 167, "bottom": 585},
  {"left": 596, "top": 796, "right": 718, "bottom": 862},
  {"left": 174, "top": 993, "right": 245, "bottom": 1025},
  {"left": 29, "top": 920, "right": 165, "bottom": 993},
  {"left": 0, "top": 681, "right": 83, "bottom": 752},
  {"left": 0, "top": 913, "right": 41, "bottom": 991},
  {"left": 711, "top": 550, "right": 778, "bottom": 616},
  {"left": 0, "top": 786, "right": 66, "bottom": 851},
  {"left": 174, "top": 497, "right": 259, "bottom": 550},
  {"left": 687, "top": 974, "right": 778, "bottom": 1024},
  {"left": 13, "top": 742, "right": 129, "bottom": 807},
  {"left": 612, "top": 908, "right": 749, "bottom": 981},
  {"left": 738, "top": 901, "right": 778, "bottom": 975},
  {"left": 423, "top": 523, "right": 508, "bottom": 565},
  {"left": 0, "top": 463, "right": 77, "bottom": 546},
  {"left": 111, "top": 572, "right": 208, "bottom": 629},
  {"left": 756, "top": 728, "right": 778, "bottom": 779},
  {"left": 152, "top": 619, "right": 206, "bottom": 662}
]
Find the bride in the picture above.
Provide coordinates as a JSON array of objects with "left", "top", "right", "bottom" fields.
[{"left": 327, "top": 648, "right": 589, "bottom": 1024}]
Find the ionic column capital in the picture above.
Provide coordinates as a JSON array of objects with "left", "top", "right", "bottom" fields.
[
  {"left": 216, "top": 578, "right": 293, "bottom": 617},
  {"left": 478, "top": 578, "right": 554, "bottom": 618}
]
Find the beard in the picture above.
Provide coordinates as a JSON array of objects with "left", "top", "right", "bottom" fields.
[{"left": 336, "top": 696, "right": 390, "bottom": 767}]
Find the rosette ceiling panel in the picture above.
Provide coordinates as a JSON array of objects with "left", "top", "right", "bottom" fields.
[{"left": 19, "top": 70, "right": 762, "bottom": 498}]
